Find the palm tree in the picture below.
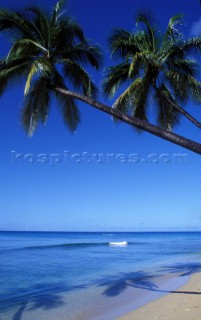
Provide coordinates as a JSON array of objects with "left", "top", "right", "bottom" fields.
[
  {"left": 0, "top": 0, "right": 102, "bottom": 136},
  {"left": 103, "top": 13, "right": 201, "bottom": 131},
  {"left": 1, "top": 3, "right": 201, "bottom": 155}
]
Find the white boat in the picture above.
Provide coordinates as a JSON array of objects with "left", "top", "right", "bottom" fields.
[{"left": 109, "top": 241, "right": 128, "bottom": 247}]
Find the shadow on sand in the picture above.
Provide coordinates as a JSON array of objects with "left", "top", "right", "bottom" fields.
[
  {"left": 97, "top": 262, "right": 201, "bottom": 298},
  {"left": 0, "top": 282, "right": 87, "bottom": 320},
  {"left": 2, "top": 261, "right": 201, "bottom": 319},
  {"left": 161, "top": 261, "right": 201, "bottom": 276},
  {"left": 97, "top": 271, "right": 158, "bottom": 297}
]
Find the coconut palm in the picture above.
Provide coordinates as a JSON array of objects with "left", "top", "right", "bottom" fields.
[
  {"left": 0, "top": 0, "right": 102, "bottom": 135},
  {"left": 103, "top": 13, "right": 201, "bottom": 131},
  {"left": 1, "top": 4, "right": 201, "bottom": 154}
]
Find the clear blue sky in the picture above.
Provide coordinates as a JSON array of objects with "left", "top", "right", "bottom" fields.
[{"left": 1, "top": 0, "right": 201, "bottom": 232}]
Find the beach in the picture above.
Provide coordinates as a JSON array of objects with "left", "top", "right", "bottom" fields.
[
  {"left": 119, "top": 272, "right": 201, "bottom": 320},
  {"left": 1, "top": 231, "right": 201, "bottom": 320}
]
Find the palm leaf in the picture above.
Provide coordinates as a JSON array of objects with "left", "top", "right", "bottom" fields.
[
  {"left": 0, "top": 59, "right": 30, "bottom": 95},
  {"left": 24, "top": 63, "right": 38, "bottom": 95},
  {"left": 51, "top": 18, "right": 86, "bottom": 56},
  {"left": 0, "top": 9, "right": 33, "bottom": 38},
  {"left": 136, "top": 12, "right": 156, "bottom": 51},
  {"left": 52, "top": 72, "right": 80, "bottom": 132},
  {"left": 109, "top": 29, "right": 141, "bottom": 59},
  {"left": 21, "top": 77, "right": 50, "bottom": 136},
  {"left": 62, "top": 59, "right": 98, "bottom": 98},
  {"left": 128, "top": 52, "right": 144, "bottom": 78},
  {"left": 187, "top": 76, "right": 201, "bottom": 103},
  {"left": 165, "top": 70, "right": 188, "bottom": 102},
  {"left": 163, "top": 37, "right": 201, "bottom": 62},
  {"left": 6, "top": 39, "right": 48, "bottom": 64},
  {"left": 54, "top": 89, "right": 80, "bottom": 132},
  {"left": 60, "top": 43, "right": 102, "bottom": 69},
  {"left": 168, "top": 59, "right": 198, "bottom": 76},
  {"left": 26, "top": 7, "right": 51, "bottom": 48},
  {"left": 182, "top": 37, "right": 201, "bottom": 53},
  {"left": 154, "top": 84, "right": 181, "bottom": 130},
  {"left": 112, "top": 76, "right": 150, "bottom": 126},
  {"left": 102, "top": 62, "right": 130, "bottom": 98},
  {"left": 51, "top": 0, "right": 65, "bottom": 26},
  {"left": 166, "top": 70, "right": 201, "bottom": 103},
  {"left": 131, "top": 75, "right": 150, "bottom": 122},
  {"left": 24, "top": 57, "right": 55, "bottom": 95},
  {"left": 112, "top": 81, "right": 137, "bottom": 113},
  {"left": 162, "top": 14, "right": 184, "bottom": 48}
]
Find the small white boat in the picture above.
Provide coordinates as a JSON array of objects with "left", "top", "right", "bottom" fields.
[{"left": 109, "top": 241, "right": 128, "bottom": 247}]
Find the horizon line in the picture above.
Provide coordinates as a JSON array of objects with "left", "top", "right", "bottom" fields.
[{"left": 1, "top": 230, "right": 201, "bottom": 233}]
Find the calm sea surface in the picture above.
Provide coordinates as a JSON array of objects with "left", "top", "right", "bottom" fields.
[{"left": 1, "top": 231, "right": 201, "bottom": 319}]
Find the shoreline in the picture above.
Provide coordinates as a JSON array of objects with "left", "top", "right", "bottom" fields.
[
  {"left": 90, "top": 271, "right": 189, "bottom": 320},
  {"left": 118, "top": 271, "right": 201, "bottom": 320},
  {"left": 1, "top": 270, "right": 198, "bottom": 320},
  {"left": 2, "top": 232, "right": 201, "bottom": 320}
]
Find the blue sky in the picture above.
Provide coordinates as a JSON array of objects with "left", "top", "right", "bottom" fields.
[{"left": 1, "top": 0, "right": 201, "bottom": 231}]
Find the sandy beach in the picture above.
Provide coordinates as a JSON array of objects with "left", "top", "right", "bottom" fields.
[{"left": 118, "top": 272, "right": 201, "bottom": 320}]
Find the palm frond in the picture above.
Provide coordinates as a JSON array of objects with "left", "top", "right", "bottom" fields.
[
  {"left": 24, "top": 62, "right": 38, "bottom": 95},
  {"left": 128, "top": 52, "right": 144, "bottom": 78},
  {"left": 136, "top": 12, "right": 156, "bottom": 51},
  {"left": 26, "top": 7, "right": 50, "bottom": 48},
  {"left": 170, "top": 59, "right": 198, "bottom": 76},
  {"left": 166, "top": 70, "right": 201, "bottom": 103},
  {"left": 6, "top": 39, "right": 48, "bottom": 64},
  {"left": 0, "top": 9, "right": 33, "bottom": 38},
  {"left": 62, "top": 59, "right": 98, "bottom": 98},
  {"left": 165, "top": 70, "right": 189, "bottom": 102},
  {"left": 159, "top": 43, "right": 185, "bottom": 63},
  {"left": 131, "top": 76, "right": 150, "bottom": 122},
  {"left": 0, "top": 59, "right": 29, "bottom": 95},
  {"left": 112, "top": 76, "right": 150, "bottom": 125},
  {"left": 51, "top": 18, "right": 86, "bottom": 55},
  {"left": 51, "top": 0, "right": 65, "bottom": 26},
  {"left": 187, "top": 76, "right": 201, "bottom": 103},
  {"left": 34, "top": 57, "right": 55, "bottom": 78},
  {"left": 163, "top": 37, "right": 201, "bottom": 62},
  {"left": 60, "top": 43, "right": 102, "bottom": 69},
  {"left": 112, "top": 81, "right": 137, "bottom": 113},
  {"left": 162, "top": 14, "right": 184, "bottom": 48},
  {"left": 102, "top": 62, "right": 130, "bottom": 98},
  {"left": 54, "top": 89, "right": 80, "bottom": 132},
  {"left": 25, "top": 57, "right": 55, "bottom": 96},
  {"left": 182, "top": 37, "right": 201, "bottom": 53},
  {"left": 109, "top": 29, "right": 143, "bottom": 59},
  {"left": 154, "top": 84, "right": 180, "bottom": 130},
  {"left": 52, "top": 72, "right": 80, "bottom": 132},
  {"left": 21, "top": 77, "right": 50, "bottom": 136}
]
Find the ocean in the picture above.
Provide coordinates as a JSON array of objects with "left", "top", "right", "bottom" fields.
[{"left": 1, "top": 231, "right": 201, "bottom": 320}]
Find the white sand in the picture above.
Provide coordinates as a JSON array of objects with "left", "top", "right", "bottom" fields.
[{"left": 118, "top": 272, "right": 201, "bottom": 320}]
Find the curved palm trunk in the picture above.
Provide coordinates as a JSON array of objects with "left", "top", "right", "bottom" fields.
[
  {"left": 172, "top": 104, "right": 201, "bottom": 129},
  {"left": 55, "top": 87, "right": 201, "bottom": 155},
  {"left": 152, "top": 83, "right": 201, "bottom": 129}
]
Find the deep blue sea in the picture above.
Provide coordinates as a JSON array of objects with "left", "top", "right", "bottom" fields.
[{"left": 1, "top": 231, "right": 201, "bottom": 320}]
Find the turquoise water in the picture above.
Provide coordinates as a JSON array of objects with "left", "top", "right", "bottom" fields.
[{"left": 1, "top": 231, "right": 201, "bottom": 319}]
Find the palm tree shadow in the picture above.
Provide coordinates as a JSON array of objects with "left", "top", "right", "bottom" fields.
[
  {"left": 98, "top": 271, "right": 159, "bottom": 297},
  {"left": 98, "top": 266, "right": 201, "bottom": 298},
  {"left": 13, "top": 301, "right": 28, "bottom": 320},
  {"left": 28, "top": 292, "right": 64, "bottom": 311},
  {"left": 4, "top": 262, "right": 201, "bottom": 320},
  {"left": 160, "top": 262, "right": 201, "bottom": 277},
  {"left": 0, "top": 282, "right": 87, "bottom": 320}
]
